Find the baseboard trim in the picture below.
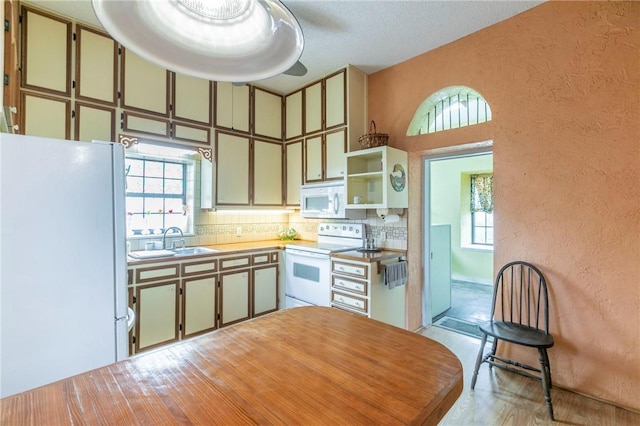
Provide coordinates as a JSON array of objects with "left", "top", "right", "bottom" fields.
[{"left": 451, "top": 274, "right": 492, "bottom": 286}]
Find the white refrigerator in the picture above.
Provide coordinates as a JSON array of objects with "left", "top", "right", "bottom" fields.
[{"left": 0, "top": 133, "right": 129, "bottom": 398}]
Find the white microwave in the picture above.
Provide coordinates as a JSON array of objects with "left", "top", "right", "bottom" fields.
[{"left": 300, "top": 182, "right": 365, "bottom": 219}]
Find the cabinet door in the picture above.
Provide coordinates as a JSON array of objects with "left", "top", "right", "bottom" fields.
[
  {"left": 253, "top": 87, "right": 282, "bottom": 140},
  {"left": 76, "top": 25, "right": 117, "bottom": 105},
  {"left": 304, "top": 80, "right": 322, "bottom": 135},
  {"left": 285, "top": 89, "right": 303, "bottom": 140},
  {"left": 304, "top": 135, "right": 323, "bottom": 183},
  {"left": 136, "top": 281, "right": 179, "bottom": 352},
  {"left": 216, "top": 131, "right": 250, "bottom": 205},
  {"left": 325, "top": 69, "right": 346, "bottom": 130},
  {"left": 214, "top": 82, "right": 250, "bottom": 133},
  {"left": 253, "top": 139, "right": 283, "bottom": 206},
  {"left": 325, "top": 128, "right": 346, "bottom": 180},
  {"left": 173, "top": 73, "right": 212, "bottom": 126},
  {"left": 121, "top": 48, "right": 170, "bottom": 116},
  {"left": 21, "top": 6, "right": 71, "bottom": 96},
  {"left": 253, "top": 265, "right": 278, "bottom": 317},
  {"left": 74, "top": 102, "right": 115, "bottom": 142},
  {"left": 21, "top": 92, "right": 70, "bottom": 139},
  {"left": 220, "top": 270, "right": 250, "bottom": 327},
  {"left": 182, "top": 275, "right": 217, "bottom": 338},
  {"left": 285, "top": 140, "right": 302, "bottom": 206}
]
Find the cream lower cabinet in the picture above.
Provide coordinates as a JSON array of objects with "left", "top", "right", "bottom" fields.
[
  {"left": 182, "top": 274, "right": 217, "bottom": 338},
  {"left": 220, "top": 270, "right": 251, "bottom": 327},
  {"left": 331, "top": 258, "right": 405, "bottom": 329},
  {"left": 253, "top": 265, "right": 278, "bottom": 317},
  {"left": 135, "top": 280, "right": 179, "bottom": 352}
]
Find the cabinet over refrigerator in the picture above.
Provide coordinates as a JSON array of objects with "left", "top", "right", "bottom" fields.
[{"left": 0, "top": 133, "right": 130, "bottom": 397}]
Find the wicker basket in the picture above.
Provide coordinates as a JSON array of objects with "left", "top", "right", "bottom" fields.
[{"left": 358, "top": 121, "right": 389, "bottom": 149}]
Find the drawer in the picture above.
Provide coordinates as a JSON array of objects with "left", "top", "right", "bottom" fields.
[
  {"left": 332, "top": 261, "right": 368, "bottom": 279},
  {"left": 332, "top": 305, "right": 368, "bottom": 317},
  {"left": 270, "top": 251, "right": 279, "bottom": 263},
  {"left": 219, "top": 255, "right": 251, "bottom": 271},
  {"left": 332, "top": 276, "right": 368, "bottom": 296},
  {"left": 332, "top": 291, "right": 368, "bottom": 314},
  {"left": 251, "top": 252, "right": 271, "bottom": 266},
  {"left": 182, "top": 259, "right": 217, "bottom": 276},
  {"left": 136, "top": 263, "right": 180, "bottom": 283}
]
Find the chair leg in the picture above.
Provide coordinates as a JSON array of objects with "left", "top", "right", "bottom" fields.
[
  {"left": 542, "top": 348, "right": 552, "bottom": 388},
  {"left": 471, "top": 333, "right": 488, "bottom": 390},
  {"left": 538, "top": 348, "right": 554, "bottom": 420},
  {"left": 488, "top": 337, "right": 498, "bottom": 370}
]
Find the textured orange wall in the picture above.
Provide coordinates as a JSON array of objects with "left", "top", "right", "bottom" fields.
[{"left": 368, "top": 1, "right": 639, "bottom": 411}]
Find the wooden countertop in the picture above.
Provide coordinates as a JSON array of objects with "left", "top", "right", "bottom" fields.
[
  {"left": 1, "top": 307, "right": 462, "bottom": 425},
  {"left": 332, "top": 248, "right": 406, "bottom": 263}
]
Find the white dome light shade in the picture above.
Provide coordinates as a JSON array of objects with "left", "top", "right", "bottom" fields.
[{"left": 92, "top": 0, "right": 304, "bottom": 82}]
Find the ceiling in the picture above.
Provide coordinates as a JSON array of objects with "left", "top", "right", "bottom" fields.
[{"left": 23, "top": 0, "right": 544, "bottom": 94}]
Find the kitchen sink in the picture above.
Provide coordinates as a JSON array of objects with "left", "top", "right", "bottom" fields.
[
  {"left": 172, "top": 247, "right": 218, "bottom": 256},
  {"left": 129, "top": 247, "right": 218, "bottom": 260}
]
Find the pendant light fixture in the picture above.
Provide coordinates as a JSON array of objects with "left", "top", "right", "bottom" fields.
[{"left": 92, "top": 0, "right": 304, "bottom": 82}]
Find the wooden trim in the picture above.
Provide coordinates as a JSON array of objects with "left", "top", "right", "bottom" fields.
[
  {"left": 134, "top": 280, "right": 180, "bottom": 353},
  {"left": 4, "top": 0, "right": 20, "bottom": 115},
  {"left": 171, "top": 121, "right": 210, "bottom": 145},
  {"left": 324, "top": 68, "right": 347, "bottom": 131},
  {"left": 181, "top": 274, "right": 218, "bottom": 339},
  {"left": 122, "top": 111, "right": 170, "bottom": 137},
  {"left": 20, "top": 6, "right": 72, "bottom": 97},
  {"left": 135, "top": 263, "right": 180, "bottom": 284},
  {"left": 73, "top": 101, "right": 116, "bottom": 142},
  {"left": 20, "top": 90, "right": 71, "bottom": 139},
  {"left": 219, "top": 270, "right": 251, "bottom": 327},
  {"left": 171, "top": 73, "right": 213, "bottom": 126},
  {"left": 181, "top": 259, "right": 218, "bottom": 277},
  {"left": 120, "top": 48, "right": 171, "bottom": 117},
  {"left": 251, "top": 86, "right": 284, "bottom": 142},
  {"left": 74, "top": 24, "right": 118, "bottom": 106}
]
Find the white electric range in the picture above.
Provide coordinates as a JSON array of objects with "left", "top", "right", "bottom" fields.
[{"left": 284, "top": 223, "right": 365, "bottom": 308}]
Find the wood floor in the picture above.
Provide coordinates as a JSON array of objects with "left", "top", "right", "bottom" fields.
[{"left": 419, "top": 326, "right": 640, "bottom": 425}]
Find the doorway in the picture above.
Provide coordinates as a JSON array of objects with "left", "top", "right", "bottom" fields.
[{"left": 424, "top": 151, "right": 493, "bottom": 338}]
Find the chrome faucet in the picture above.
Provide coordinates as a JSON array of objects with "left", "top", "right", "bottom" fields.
[{"left": 163, "top": 227, "right": 184, "bottom": 250}]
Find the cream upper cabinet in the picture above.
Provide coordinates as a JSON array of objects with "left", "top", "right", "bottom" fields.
[
  {"left": 324, "top": 69, "right": 346, "bottom": 130},
  {"left": 285, "top": 140, "right": 302, "bottom": 206},
  {"left": 75, "top": 102, "right": 115, "bottom": 143},
  {"left": 285, "top": 89, "right": 303, "bottom": 140},
  {"left": 173, "top": 73, "right": 212, "bottom": 126},
  {"left": 21, "top": 6, "right": 71, "bottom": 96},
  {"left": 325, "top": 128, "right": 347, "bottom": 180},
  {"left": 121, "top": 49, "right": 170, "bottom": 116},
  {"left": 304, "top": 135, "right": 323, "bottom": 183},
  {"left": 304, "top": 80, "right": 322, "bottom": 135},
  {"left": 216, "top": 131, "right": 250, "bottom": 205},
  {"left": 253, "top": 139, "right": 283, "bottom": 206},
  {"left": 76, "top": 25, "right": 117, "bottom": 105},
  {"left": 215, "top": 82, "right": 250, "bottom": 133},
  {"left": 21, "top": 92, "right": 70, "bottom": 139},
  {"left": 253, "top": 87, "right": 282, "bottom": 140}
]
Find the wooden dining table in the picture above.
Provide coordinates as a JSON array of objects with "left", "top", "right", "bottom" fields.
[{"left": 1, "top": 307, "right": 463, "bottom": 425}]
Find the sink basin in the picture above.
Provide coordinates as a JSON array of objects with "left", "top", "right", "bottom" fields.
[
  {"left": 172, "top": 247, "right": 218, "bottom": 256},
  {"left": 129, "top": 247, "right": 218, "bottom": 260}
]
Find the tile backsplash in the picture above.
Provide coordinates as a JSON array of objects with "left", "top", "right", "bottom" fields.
[{"left": 128, "top": 209, "right": 407, "bottom": 251}]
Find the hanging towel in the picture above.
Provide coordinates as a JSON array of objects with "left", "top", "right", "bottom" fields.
[{"left": 384, "top": 261, "right": 407, "bottom": 290}]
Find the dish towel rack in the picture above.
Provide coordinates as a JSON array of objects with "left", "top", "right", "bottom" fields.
[{"left": 383, "top": 260, "right": 408, "bottom": 289}]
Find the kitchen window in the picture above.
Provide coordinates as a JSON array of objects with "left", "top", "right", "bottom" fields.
[
  {"left": 470, "top": 173, "right": 493, "bottom": 246},
  {"left": 125, "top": 143, "right": 196, "bottom": 236}
]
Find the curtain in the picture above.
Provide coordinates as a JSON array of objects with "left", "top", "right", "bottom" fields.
[{"left": 471, "top": 173, "right": 493, "bottom": 213}]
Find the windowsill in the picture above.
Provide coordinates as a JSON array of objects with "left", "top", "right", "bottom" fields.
[
  {"left": 127, "top": 232, "right": 195, "bottom": 240},
  {"left": 461, "top": 243, "right": 493, "bottom": 252}
]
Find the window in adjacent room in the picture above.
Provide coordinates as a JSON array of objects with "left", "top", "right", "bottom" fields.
[
  {"left": 125, "top": 143, "right": 197, "bottom": 236},
  {"left": 470, "top": 173, "right": 493, "bottom": 246},
  {"left": 406, "top": 86, "right": 492, "bottom": 136}
]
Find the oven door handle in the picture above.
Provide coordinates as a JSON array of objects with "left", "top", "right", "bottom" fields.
[{"left": 286, "top": 249, "right": 330, "bottom": 259}]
